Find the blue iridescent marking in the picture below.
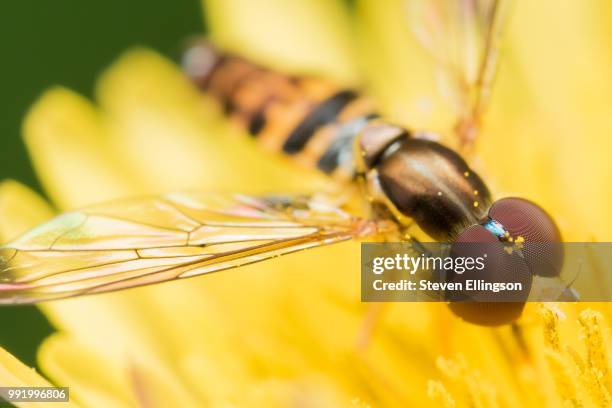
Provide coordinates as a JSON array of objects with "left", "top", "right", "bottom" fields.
[{"left": 483, "top": 218, "right": 507, "bottom": 238}]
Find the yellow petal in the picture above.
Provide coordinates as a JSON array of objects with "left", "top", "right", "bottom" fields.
[
  {"left": 0, "top": 180, "right": 54, "bottom": 242},
  {"left": 237, "top": 376, "right": 351, "bottom": 408},
  {"left": 39, "top": 333, "right": 201, "bottom": 408},
  {"left": 0, "top": 149, "right": 191, "bottom": 383},
  {"left": 39, "top": 292, "right": 208, "bottom": 408},
  {"left": 38, "top": 334, "right": 134, "bottom": 408},
  {"left": 0, "top": 346, "right": 76, "bottom": 408},
  {"left": 480, "top": 0, "right": 612, "bottom": 240},
  {"left": 18, "top": 78, "right": 245, "bottom": 377},
  {"left": 22, "top": 87, "right": 142, "bottom": 210},
  {"left": 96, "top": 48, "right": 330, "bottom": 194},
  {"left": 355, "top": 0, "right": 455, "bottom": 132},
  {"left": 204, "top": 0, "right": 357, "bottom": 84},
  {"left": 0, "top": 181, "right": 144, "bottom": 359}
]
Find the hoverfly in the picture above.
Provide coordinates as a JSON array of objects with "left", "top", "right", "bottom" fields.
[{"left": 0, "top": 0, "right": 563, "bottom": 325}]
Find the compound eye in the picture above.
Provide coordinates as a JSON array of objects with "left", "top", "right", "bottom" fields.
[
  {"left": 454, "top": 223, "right": 497, "bottom": 243},
  {"left": 489, "top": 197, "right": 563, "bottom": 277},
  {"left": 446, "top": 224, "right": 532, "bottom": 326},
  {"left": 448, "top": 302, "right": 526, "bottom": 326}
]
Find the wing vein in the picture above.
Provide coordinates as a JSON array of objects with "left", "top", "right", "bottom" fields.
[{"left": 0, "top": 192, "right": 367, "bottom": 304}]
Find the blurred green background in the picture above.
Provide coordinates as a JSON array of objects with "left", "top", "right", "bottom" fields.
[{"left": 0, "top": 0, "right": 203, "bottom": 367}]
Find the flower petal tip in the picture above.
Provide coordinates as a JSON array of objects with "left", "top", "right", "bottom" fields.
[
  {"left": 22, "top": 86, "right": 95, "bottom": 147},
  {"left": 0, "top": 179, "right": 54, "bottom": 242},
  {"left": 0, "top": 346, "right": 53, "bottom": 388}
]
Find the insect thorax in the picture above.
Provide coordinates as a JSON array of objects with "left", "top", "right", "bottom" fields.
[{"left": 355, "top": 122, "right": 492, "bottom": 241}]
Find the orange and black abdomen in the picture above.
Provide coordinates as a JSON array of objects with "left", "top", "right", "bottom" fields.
[{"left": 183, "top": 41, "right": 378, "bottom": 179}]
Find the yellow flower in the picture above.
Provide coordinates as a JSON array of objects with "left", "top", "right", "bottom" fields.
[{"left": 1, "top": 0, "right": 612, "bottom": 407}]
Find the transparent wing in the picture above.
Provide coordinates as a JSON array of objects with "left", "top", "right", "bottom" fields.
[
  {"left": 0, "top": 192, "right": 371, "bottom": 304},
  {"left": 406, "top": 0, "right": 512, "bottom": 148}
]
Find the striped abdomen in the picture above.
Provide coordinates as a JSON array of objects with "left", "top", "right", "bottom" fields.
[{"left": 183, "top": 41, "right": 378, "bottom": 180}]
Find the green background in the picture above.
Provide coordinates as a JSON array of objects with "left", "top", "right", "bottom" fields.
[{"left": 0, "top": 0, "right": 203, "bottom": 367}]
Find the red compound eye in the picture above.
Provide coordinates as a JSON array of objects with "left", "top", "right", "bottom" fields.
[
  {"left": 489, "top": 197, "right": 563, "bottom": 277},
  {"left": 446, "top": 225, "right": 532, "bottom": 326},
  {"left": 448, "top": 302, "right": 527, "bottom": 326},
  {"left": 449, "top": 226, "right": 533, "bottom": 304}
]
